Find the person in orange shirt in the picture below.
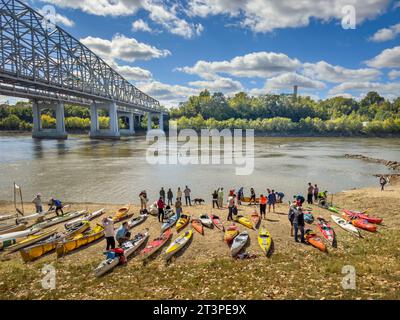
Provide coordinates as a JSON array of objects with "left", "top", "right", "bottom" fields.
[{"left": 259, "top": 194, "right": 267, "bottom": 220}]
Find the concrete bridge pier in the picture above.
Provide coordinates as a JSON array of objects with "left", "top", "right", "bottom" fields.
[
  {"left": 118, "top": 111, "right": 135, "bottom": 136},
  {"left": 89, "top": 102, "right": 120, "bottom": 139},
  {"left": 159, "top": 113, "right": 164, "bottom": 131},
  {"left": 32, "top": 100, "right": 68, "bottom": 139},
  {"left": 147, "top": 112, "right": 153, "bottom": 131}
]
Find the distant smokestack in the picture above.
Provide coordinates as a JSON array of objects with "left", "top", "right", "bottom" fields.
[{"left": 293, "top": 85, "right": 298, "bottom": 102}]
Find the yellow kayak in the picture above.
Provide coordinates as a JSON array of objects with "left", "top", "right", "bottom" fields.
[
  {"left": 20, "top": 221, "right": 90, "bottom": 262},
  {"left": 235, "top": 215, "right": 254, "bottom": 229},
  {"left": 165, "top": 229, "right": 193, "bottom": 260},
  {"left": 56, "top": 224, "right": 104, "bottom": 257},
  {"left": 112, "top": 204, "right": 132, "bottom": 222},
  {"left": 5, "top": 229, "right": 58, "bottom": 253},
  {"left": 258, "top": 226, "right": 272, "bottom": 256},
  {"left": 176, "top": 214, "right": 190, "bottom": 232}
]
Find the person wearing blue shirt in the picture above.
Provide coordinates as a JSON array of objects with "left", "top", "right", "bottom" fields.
[
  {"left": 275, "top": 191, "right": 285, "bottom": 203},
  {"left": 115, "top": 222, "right": 131, "bottom": 246},
  {"left": 268, "top": 189, "right": 277, "bottom": 213},
  {"left": 49, "top": 198, "right": 64, "bottom": 216}
]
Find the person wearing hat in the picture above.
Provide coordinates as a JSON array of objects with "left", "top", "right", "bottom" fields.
[
  {"left": 102, "top": 216, "right": 115, "bottom": 250},
  {"left": 32, "top": 193, "right": 43, "bottom": 213}
]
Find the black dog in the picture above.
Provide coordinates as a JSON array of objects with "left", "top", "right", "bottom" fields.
[{"left": 193, "top": 198, "right": 205, "bottom": 205}]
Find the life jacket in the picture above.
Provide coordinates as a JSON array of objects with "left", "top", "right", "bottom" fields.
[{"left": 260, "top": 196, "right": 267, "bottom": 205}]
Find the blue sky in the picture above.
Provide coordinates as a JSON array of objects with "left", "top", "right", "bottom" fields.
[{"left": 4, "top": 0, "right": 400, "bottom": 107}]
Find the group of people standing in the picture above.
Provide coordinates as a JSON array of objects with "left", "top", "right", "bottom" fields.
[{"left": 32, "top": 193, "right": 65, "bottom": 216}]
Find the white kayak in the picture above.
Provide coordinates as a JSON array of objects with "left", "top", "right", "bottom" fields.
[
  {"left": 199, "top": 214, "right": 213, "bottom": 228},
  {"left": 33, "top": 210, "right": 87, "bottom": 230},
  {"left": 64, "top": 208, "right": 105, "bottom": 229},
  {"left": 128, "top": 214, "right": 148, "bottom": 229},
  {"left": 0, "top": 226, "right": 42, "bottom": 243},
  {"left": 231, "top": 231, "right": 249, "bottom": 257},
  {"left": 331, "top": 215, "right": 361, "bottom": 237},
  {"left": 0, "top": 214, "right": 17, "bottom": 222},
  {"left": 161, "top": 213, "right": 179, "bottom": 232},
  {"left": 17, "top": 205, "right": 71, "bottom": 223},
  {"left": 94, "top": 229, "right": 150, "bottom": 277}
]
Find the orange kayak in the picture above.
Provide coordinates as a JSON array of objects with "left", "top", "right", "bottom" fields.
[
  {"left": 224, "top": 224, "right": 239, "bottom": 245},
  {"left": 352, "top": 219, "right": 377, "bottom": 232},
  {"left": 250, "top": 213, "right": 261, "bottom": 229},
  {"left": 191, "top": 219, "right": 204, "bottom": 235},
  {"left": 305, "top": 229, "right": 327, "bottom": 252}
]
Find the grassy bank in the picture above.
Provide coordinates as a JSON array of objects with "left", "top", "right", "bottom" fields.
[{"left": 0, "top": 181, "right": 399, "bottom": 300}]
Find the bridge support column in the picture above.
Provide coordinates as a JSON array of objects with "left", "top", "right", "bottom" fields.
[
  {"left": 159, "top": 113, "right": 164, "bottom": 131},
  {"left": 118, "top": 111, "right": 135, "bottom": 136},
  {"left": 147, "top": 112, "right": 153, "bottom": 131},
  {"left": 32, "top": 101, "right": 67, "bottom": 139},
  {"left": 89, "top": 102, "right": 120, "bottom": 139}
]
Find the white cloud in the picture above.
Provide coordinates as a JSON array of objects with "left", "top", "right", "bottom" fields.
[
  {"left": 144, "top": 1, "right": 203, "bottom": 39},
  {"left": 177, "top": 51, "right": 301, "bottom": 79},
  {"left": 329, "top": 81, "right": 400, "bottom": 99},
  {"left": 132, "top": 19, "right": 152, "bottom": 33},
  {"left": 188, "top": 77, "right": 244, "bottom": 93},
  {"left": 366, "top": 46, "right": 400, "bottom": 68},
  {"left": 43, "top": 0, "right": 203, "bottom": 38},
  {"left": 187, "top": 0, "right": 390, "bottom": 32},
  {"left": 42, "top": 0, "right": 143, "bottom": 17},
  {"left": 369, "top": 23, "right": 400, "bottom": 42},
  {"left": 38, "top": 8, "right": 75, "bottom": 27},
  {"left": 80, "top": 34, "right": 171, "bottom": 62},
  {"left": 137, "top": 81, "right": 200, "bottom": 107},
  {"left": 388, "top": 70, "right": 400, "bottom": 80},
  {"left": 264, "top": 72, "right": 326, "bottom": 90},
  {"left": 303, "top": 61, "right": 381, "bottom": 83},
  {"left": 112, "top": 63, "right": 153, "bottom": 81}
]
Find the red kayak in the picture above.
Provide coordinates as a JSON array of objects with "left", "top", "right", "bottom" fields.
[
  {"left": 317, "top": 217, "right": 335, "bottom": 246},
  {"left": 351, "top": 218, "right": 377, "bottom": 232},
  {"left": 140, "top": 228, "right": 172, "bottom": 259},
  {"left": 343, "top": 209, "right": 383, "bottom": 224},
  {"left": 250, "top": 212, "right": 261, "bottom": 229},
  {"left": 210, "top": 214, "right": 225, "bottom": 231}
]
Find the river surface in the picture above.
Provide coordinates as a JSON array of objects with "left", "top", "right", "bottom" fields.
[{"left": 0, "top": 133, "right": 399, "bottom": 204}]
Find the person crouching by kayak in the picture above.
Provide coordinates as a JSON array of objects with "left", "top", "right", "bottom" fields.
[
  {"left": 49, "top": 198, "right": 64, "bottom": 216},
  {"left": 275, "top": 191, "right": 285, "bottom": 203},
  {"left": 293, "top": 207, "right": 305, "bottom": 243},
  {"left": 175, "top": 197, "right": 182, "bottom": 219},
  {"left": 102, "top": 216, "right": 115, "bottom": 250},
  {"left": 32, "top": 193, "right": 43, "bottom": 213},
  {"left": 157, "top": 197, "right": 165, "bottom": 222},
  {"left": 115, "top": 222, "right": 131, "bottom": 247},
  {"left": 293, "top": 194, "right": 305, "bottom": 207},
  {"left": 317, "top": 190, "right": 328, "bottom": 207}
]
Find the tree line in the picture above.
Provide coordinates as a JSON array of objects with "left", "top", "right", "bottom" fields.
[{"left": 0, "top": 90, "right": 399, "bottom": 135}]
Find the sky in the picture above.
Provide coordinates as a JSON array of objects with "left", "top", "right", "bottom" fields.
[{"left": 2, "top": 0, "right": 400, "bottom": 107}]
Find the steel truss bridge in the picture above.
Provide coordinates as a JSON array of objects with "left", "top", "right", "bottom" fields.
[{"left": 0, "top": 0, "right": 164, "bottom": 138}]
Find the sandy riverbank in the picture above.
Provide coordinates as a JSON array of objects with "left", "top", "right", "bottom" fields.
[{"left": 0, "top": 179, "right": 399, "bottom": 300}]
